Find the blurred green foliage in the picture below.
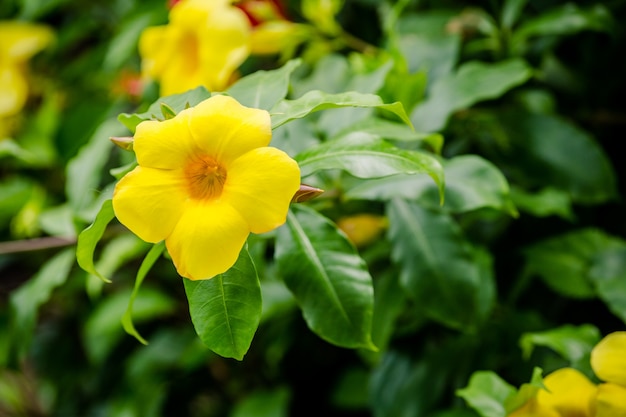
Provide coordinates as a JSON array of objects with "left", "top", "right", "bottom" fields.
[{"left": 1, "top": 0, "right": 625, "bottom": 416}]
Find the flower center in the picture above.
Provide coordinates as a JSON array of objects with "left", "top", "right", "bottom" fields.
[{"left": 184, "top": 155, "right": 227, "bottom": 200}]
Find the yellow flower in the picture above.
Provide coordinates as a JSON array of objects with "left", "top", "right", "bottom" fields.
[
  {"left": 112, "top": 95, "right": 300, "bottom": 280},
  {"left": 0, "top": 21, "right": 53, "bottom": 118},
  {"left": 591, "top": 331, "right": 626, "bottom": 387},
  {"left": 139, "top": 0, "right": 251, "bottom": 96},
  {"left": 590, "top": 331, "right": 626, "bottom": 416},
  {"left": 594, "top": 383, "right": 626, "bottom": 417},
  {"left": 536, "top": 368, "right": 596, "bottom": 417},
  {"left": 337, "top": 214, "right": 387, "bottom": 248},
  {"left": 508, "top": 397, "right": 561, "bottom": 417},
  {"left": 250, "top": 21, "right": 310, "bottom": 55}
]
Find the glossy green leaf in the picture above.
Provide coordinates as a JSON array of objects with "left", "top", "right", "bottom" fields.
[
  {"left": 9, "top": 248, "right": 75, "bottom": 358},
  {"left": 347, "top": 155, "right": 516, "bottom": 216},
  {"left": 76, "top": 199, "right": 115, "bottom": 283},
  {"left": 270, "top": 90, "right": 412, "bottom": 129},
  {"left": 456, "top": 371, "right": 515, "bottom": 417},
  {"left": 523, "top": 229, "right": 626, "bottom": 299},
  {"left": 387, "top": 199, "right": 495, "bottom": 329},
  {"left": 227, "top": 59, "right": 301, "bottom": 110},
  {"left": 275, "top": 205, "right": 376, "bottom": 350},
  {"left": 296, "top": 133, "right": 444, "bottom": 201},
  {"left": 184, "top": 247, "right": 262, "bottom": 360},
  {"left": 589, "top": 247, "right": 626, "bottom": 325},
  {"left": 411, "top": 59, "right": 532, "bottom": 132},
  {"left": 118, "top": 86, "right": 212, "bottom": 133},
  {"left": 334, "top": 118, "right": 443, "bottom": 154},
  {"left": 122, "top": 242, "right": 165, "bottom": 345},
  {"left": 519, "top": 324, "right": 600, "bottom": 371}
]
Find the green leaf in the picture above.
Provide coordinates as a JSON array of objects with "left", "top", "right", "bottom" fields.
[
  {"left": 486, "top": 112, "right": 617, "bottom": 205},
  {"left": 184, "top": 247, "right": 262, "bottom": 360},
  {"left": 296, "top": 133, "right": 444, "bottom": 201},
  {"left": 387, "top": 200, "right": 495, "bottom": 329},
  {"left": 122, "top": 242, "right": 165, "bottom": 345},
  {"left": 523, "top": 229, "right": 626, "bottom": 299},
  {"left": 504, "top": 367, "right": 545, "bottom": 413},
  {"left": 501, "top": 0, "right": 528, "bottom": 29},
  {"left": 76, "top": 199, "right": 116, "bottom": 283},
  {"left": 411, "top": 59, "right": 533, "bottom": 132},
  {"left": 83, "top": 287, "right": 176, "bottom": 364},
  {"left": 347, "top": 155, "right": 516, "bottom": 216},
  {"left": 270, "top": 90, "right": 412, "bottom": 129},
  {"left": 66, "top": 118, "right": 123, "bottom": 213},
  {"left": 519, "top": 324, "right": 600, "bottom": 370},
  {"left": 513, "top": 4, "right": 613, "bottom": 49},
  {"left": 231, "top": 387, "right": 290, "bottom": 417},
  {"left": 275, "top": 205, "right": 376, "bottom": 350},
  {"left": 589, "top": 247, "right": 626, "bottom": 325},
  {"left": 334, "top": 118, "right": 443, "bottom": 153},
  {"left": 118, "top": 86, "right": 212, "bottom": 133},
  {"left": 227, "top": 59, "right": 301, "bottom": 110},
  {"left": 509, "top": 186, "right": 574, "bottom": 220},
  {"left": 456, "top": 371, "right": 516, "bottom": 417},
  {"left": 9, "top": 249, "right": 75, "bottom": 358}
]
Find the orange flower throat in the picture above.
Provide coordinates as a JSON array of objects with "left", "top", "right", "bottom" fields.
[{"left": 185, "top": 155, "right": 227, "bottom": 200}]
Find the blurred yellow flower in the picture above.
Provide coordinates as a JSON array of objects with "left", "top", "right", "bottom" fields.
[
  {"left": 536, "top": 368, "right": 596, "bottom": 417},
  {"left": 594, "top": 383, "right": 626, "bottom": 417},
  {"left": 0, "top": 21, "right": 53, "bottom": 118},
  {"left": 139, "top": 0, "right": 251, "bottom": 95},
  {"left": 337, "top": 214, "right": 387, "bottom": 248},
  {"left": 112, "top": 95, "right": 300, "bottom": 280},
  {"left": 591, "top": 331, "right": 626, "bottom": 387},
  {"left": 508, "top": 397, "right": 560, "bottom": 417}
]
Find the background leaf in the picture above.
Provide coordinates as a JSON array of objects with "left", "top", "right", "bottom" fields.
[
  {"left": 227, "top": 59, "right": 301, "bottom": 110},
  {"left": 76, "top": 199, "right": 115, "bottom": 283},
  {"left": 410, "top": 59, "right": 533, "bottom": 132},
  {"left": 184, "top": 247, "right": 262, "bottom": 360},
  {"left": 270, "top": 90, "right": 412, "bottom": 129},
  {"left": 456, "top": 371, "right": 515, "bottom": 417},
  {"left": 387, "top": 199, "right": 496, "bottom": 329},
  {"left": 275, "top": 205, "right": 376, "bottom": 350},
  {"left": 347, "top": 154, "right": 516, "bottom": 215}
]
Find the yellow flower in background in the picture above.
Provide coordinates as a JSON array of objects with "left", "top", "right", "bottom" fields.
[
  {"left": 337, "top": 214, "right": 387, "bottom": 248},
  {"left": 591, "top": 331, "right": 626, "bottom": 416},
  {"left": 0, "top": 21, "right": 53, "bottom": 118},
  {"left": 112, "top": 95, "right": 300, "bottom": 280},
  {"left": 139, "top": 0, "right": 251, "bottom": 96},
  {"left": 536, "top": 368, "right": 596, "bottom": 417},
  {"left": 591, "top": 331, "right": 626, "bottom": 386}
]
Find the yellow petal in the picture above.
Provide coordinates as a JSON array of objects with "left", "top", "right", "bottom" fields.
[
  {"left": 112, "top": 166, "right": 187, "bottom": 243},
  {"left": 138, "top": 25, "right": 169, "bottom": 79},
  {"left": 536, "top": 368, "right": 596, "bottom": 417},
  {"left": 188, "top": 95, "right": 271, "bottom": 166},
  {"left": 508, "top": 398, "right": 560, "bottom": 417},
  {"left": 165, "top": 200, "right": 249, "bottom": 280},
  {"left": 0, "top": 21, "right": 53, "bottom": 61},
  {"left": 251, "top": 21, "right": 306, "bottom": 55},
  {"left": 591, "top": 331, "right": 626, "bottom": 386},
  {"left": 133, "top": 108, "right": 197, "bottom": 170},
  {"left": 0, "top": 64, "right": 28, "bottom": 117},
  {"left": 223, "top": 147, "right": 300, "bottom": 234},
  {"left": 337, "top": 214, "right": 388, "bottom": 248},
  {"left": 173, "top": 0, "right": 250, "bottom": 91},
  {"left": 595, "top": 382, "right": 626, "bottom": 417}
]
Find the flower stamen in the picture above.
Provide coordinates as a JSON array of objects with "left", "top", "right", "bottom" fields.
[{"left": 185, "top": 155, "right": 227, "bottom": 200}]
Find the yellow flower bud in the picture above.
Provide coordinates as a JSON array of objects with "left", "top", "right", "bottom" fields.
[
  {"left": 536, "top": 368, "right": 596, "bottom": 417},
  {"left": 337, "top": 214, "right": 387, "bottom": 248}
]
